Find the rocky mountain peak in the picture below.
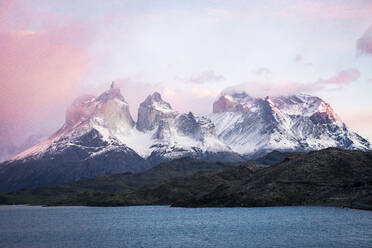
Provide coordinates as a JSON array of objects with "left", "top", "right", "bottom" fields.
[
  {"left": 142, "top": 92, "right": 172, "bottom": 110},
  {"left": 137, "top": 92, "right": 177, "bottom": 131},
  {"left": 96, "top": 82, "right": 126, "bottom": 103},
  {"left": 148, "top": 92, "right": 162, "bottom": 102},
  {"left": 64, "top": 83, "right": 134, "bottom": 136},
  {"left": 210, "top": 91, "right": 370, "bottom": 156}
]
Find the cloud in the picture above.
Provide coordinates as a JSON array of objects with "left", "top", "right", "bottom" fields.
[
  {"left": 114, "top": 78, "right": 164, "bottom": 119},
  {"left": 0, "top": 2, "right": 92, "bottom": 145},
  {"left": 113, "top": 78, "right": 220, "bottom": 117},
  {"left": 294, "top": 54, "right": 313, "bottom": 67},
  {"left": 162, "top": 87, "right": 219, "bottom": 115},
  {"left": 185, "top": 70, "right": 225, "bottom": 84},
  {"left": 315, "top": 68, "right": 360, "bottom": 86},
  {"left": 357, "top": 25, "right": 372, "bottom": 56},
  {"left": 221, "top": 68, "right": 361, "bottom": 98},
  {"left": 114, "top": 68, "right": 362, "bottom": 120},
  {"left": 253, "top": 67, "right": 272, "bottom": 77},
  {"left": 282, "top": 1, "right": 372, "bottom": 20},
  {"left": 342, "top": 110, "right": 372, "bottom": 142},
  {"left": 294, "top": 55, "right": 303, "bottom": 62},
  {"left": 0, "top": 28, "right": 91, "bottom": 142}
]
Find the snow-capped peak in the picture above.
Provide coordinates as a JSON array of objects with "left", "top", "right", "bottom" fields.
[
  {"left": 141, "top": 92, "right": 174, "bottom": 113},
  {"left": 210, "top": 91, "right": 370, "bottom": 157},
  {"left": 10, "top": 83, "right": 136, "bottom": 161}
]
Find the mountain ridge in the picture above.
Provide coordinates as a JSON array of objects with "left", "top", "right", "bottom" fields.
[
  {"left": 210, "top": 92, "right": 369, "bottom": 157},
  {"left": 0, "top": 84, "right": 242, "bottom": 192},
  {"left": 0, "top": 84, "right": 369, "bottom": 192}
]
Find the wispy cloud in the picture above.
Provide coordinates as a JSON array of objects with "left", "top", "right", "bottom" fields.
[
  {"left": 222, "top": 68, "right": 361, "bottom": 97},
  {"left": 294, "top": 55, "right": 303, "bottom": 63},
  {"left": 113, "top": 78, "right": 221, "bottom": 117},
  {"left": 253, "top": 67, "right": 272, "bottom": 77},
  {"left": 294, "top": 54, "right": 313, "bottom": 67},
  {"left": 357, "top": 25, "right": 372, "bottom": 56},
  {"left": 314, "top": 68, "right": 360, "bottom": 86},
  {"left": 281, "top": 1, "right": 372, "bottom": 20},
  {"left": 184, "top": 70, "right": 225, "bottom": 84}
]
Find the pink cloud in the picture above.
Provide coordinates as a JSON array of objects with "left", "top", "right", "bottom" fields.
[
  {"left": 315, "top": 68, "right": 360, "bottom": 86},
  {"left": 0, "top": 0, "right": 34, "bottom": 29},
  {"left": 0, "top": 1, "right": 92, "bottom": 145},
  {"left": 0, "top": 28, "right": 90, "bottom": 141},
  {"left": 357, "top": 25, "right": 372, "bottom": 56},
  {"left": 162, "top": 87, "right": 219, "bottom": 115},
  {"left": 342, "top": 110, "right": 372, "bottom": 141},
  {"left": 283, "top": 1, "right": 372, "bottom": 20},
  {"left": 222, "top": 68, "right": 361, "bottom": 98}
]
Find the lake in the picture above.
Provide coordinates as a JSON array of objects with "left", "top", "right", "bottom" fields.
[{"left": 0, "top": 205, "right": 371, "bottom": 248}]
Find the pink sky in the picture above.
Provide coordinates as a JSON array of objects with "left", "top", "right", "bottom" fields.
[{"left": 0, "top": 0, "right": 372, "bottom": 146}]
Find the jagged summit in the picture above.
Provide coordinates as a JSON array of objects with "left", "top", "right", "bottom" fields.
[
  {"left": 133, "top": 92, "right": 236, "bottom": 163},
  {"left": 10, "top": 88, "right": 218, "bottom": 165},
  {"left": 137, "top": 92, "right": 177, "bottom": 131},
  {"left": 141, "top": 92, "right": 174, "bottom": 113},
  {"left": 11, "top": 83, "right": 136, "bottom": 162},
  {"left": 143, "top": 92, "right": 165, "bottom": 104},
  {"left": 96, "top": 81, "right": 126, "bottom": 103},
  {"left": 214, "top": 92, "right": 342, "bottom": 123},
  {"left": 210, "top": 91, "right": 370, "bottom": 157}
]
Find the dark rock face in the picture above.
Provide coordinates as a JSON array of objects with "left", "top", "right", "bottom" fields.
[
  {"left": 310, "top": 112, "right": 335, "bottom": 124},
  {"left": 136, "top": 92, "right": 177, "bottom": 131},
  {"left": 175, "top": 112, "right": 202, "bottom": 138},
  {"left": 152, "top": 120, "right": 171, "bottom": 140}
]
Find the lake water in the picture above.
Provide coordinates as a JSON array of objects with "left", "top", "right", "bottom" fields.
[{"left": 0, "top": 205, "right": 371, "bottom": 248}]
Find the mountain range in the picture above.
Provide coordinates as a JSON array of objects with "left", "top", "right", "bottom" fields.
[
  {"left": 0, "top": 83, "right": 369, "bottom": 192},
  {"left": 211, "top": 92, "right": 369, "bottom": 158}
]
